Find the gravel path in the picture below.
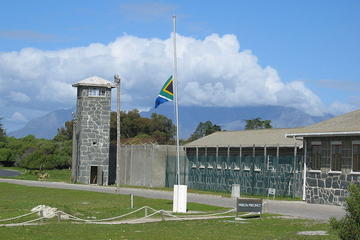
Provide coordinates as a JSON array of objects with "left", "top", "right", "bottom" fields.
[{"left": 0, "top": 178, "right": 345, "bottom": 221}]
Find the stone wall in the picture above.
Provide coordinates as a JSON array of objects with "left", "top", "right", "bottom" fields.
[
  {"left": 304, "top": 136, "right": 360, "bottom": 205},
  {"left": 75, "top": 86, "right": 112, "bottom": 185},
  {"left": 306, "top": 171, "right": 360, "bottom": 205}
]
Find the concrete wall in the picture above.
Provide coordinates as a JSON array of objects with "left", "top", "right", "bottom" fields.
[
  {"left": 109, "top": 145, "right": 186, "bottom": 188},
  {"left": 75, "top": 86, "right": 112, "bottom": 185}
]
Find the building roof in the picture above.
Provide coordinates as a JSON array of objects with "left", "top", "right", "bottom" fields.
[
  {"left": 72, "top": 76, "right": 116, "bottom": 88},
  {"left": 286, "top": 109, "right": 360, "bottom": 137},
  {"left": 185, "top": 128, "right": 302, "bottom": 148}
]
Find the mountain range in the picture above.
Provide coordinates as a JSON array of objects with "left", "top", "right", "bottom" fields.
[{"left": 9, "top": 105, "right": 333, "bottom": 139}]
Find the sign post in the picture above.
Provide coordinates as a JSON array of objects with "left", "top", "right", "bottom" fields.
[{"left": 236, "top": 198, "right": 263, "bottom": 219}]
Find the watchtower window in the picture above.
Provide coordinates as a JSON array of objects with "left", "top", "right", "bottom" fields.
[{"left": 89, "top": 88, "right": 106, "bottom": 97}]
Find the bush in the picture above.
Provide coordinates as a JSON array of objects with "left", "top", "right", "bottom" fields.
[
  {"left": 330, "top": 184, "right": 360, "bottom": 240},
  {"left": 0, "top": 148, "right": 14, "bottom": 166}
]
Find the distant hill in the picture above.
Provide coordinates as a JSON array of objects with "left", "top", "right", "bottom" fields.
[
  {"left": 8, "top": 109, "right": 74, "bottom": 139},
  {"left": 142, "top": 105, "right": 333, "bottom": 138},
  {"left": 8, "top": 105, "right": 333, "bottom": 139}
]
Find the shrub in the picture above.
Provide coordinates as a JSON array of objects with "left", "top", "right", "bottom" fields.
[
  {"left": 330, "top": 184, "right": 360, "bottom": 240},
  {"left": 0, "top": 148, "right": 14, "bottom": 166}
]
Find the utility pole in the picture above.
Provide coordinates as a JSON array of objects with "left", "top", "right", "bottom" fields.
[
  {"left": 71, "top": 112, "right": 77, "bottom": 183},
  {"left": 114, "top": 74, "right": 121, "bottom": 190}
]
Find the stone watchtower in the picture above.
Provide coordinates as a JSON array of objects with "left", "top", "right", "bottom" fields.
[{"left": 72, "top": 76, "right": 115, "bottom": 185}]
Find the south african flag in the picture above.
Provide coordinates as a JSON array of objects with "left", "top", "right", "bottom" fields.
[{"left": 155, "top": 76, "right": 174, "bottom": 108}]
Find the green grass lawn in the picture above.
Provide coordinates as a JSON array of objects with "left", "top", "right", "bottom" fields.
[{"left": 0, "top": 183, "right": 337, "bottom": 240}]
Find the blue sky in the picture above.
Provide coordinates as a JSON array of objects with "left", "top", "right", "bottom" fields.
[{"left": 0, "top": 0, "right": 359, "bottom": 131}]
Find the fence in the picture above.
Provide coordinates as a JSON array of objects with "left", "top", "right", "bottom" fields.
[
  {"left": 187, "top": 155, "right": 304, "bottom": 198},
  {"left": 109, "top": 145, "right": 304, "bottom": 198}
]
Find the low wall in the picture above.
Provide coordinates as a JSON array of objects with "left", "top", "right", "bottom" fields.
[{"left": 306, "top": 172, "right": 360, "bottom": 205}]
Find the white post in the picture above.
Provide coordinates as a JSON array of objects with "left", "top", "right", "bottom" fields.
[
  {"left": 302, "top": 140, "right": 307, "bottom": 201},
  {"left": 130, "top": 194, "right": 134, "bottom": 208},
  {"left": 173, "top": 15, "right": 180, "bottom": 186},
  {"left": 172, "top": 15, "right": 187, "bottom": 213}
]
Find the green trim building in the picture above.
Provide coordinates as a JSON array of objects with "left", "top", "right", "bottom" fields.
[{"left": 184, "top": 128, "right": 304, "bottom": 198}]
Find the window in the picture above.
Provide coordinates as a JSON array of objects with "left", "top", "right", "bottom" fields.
[
  {"left": 99, "top": 89, "right": 106, "bottom": 96},
  {"left": 88, "top": 88, "right": 106, "bottom": 97},
  {"left": 311, "top": 144, "right": 321, "bottom": 170},
  {"left": 331, "top": 143, "right": 342, "bottom": 171},
  {"left": 89, "top": 88, "right": 99, "bottom": 96},
  {"left": 353, "top": 144, "right": 360, "bottom": 172}
]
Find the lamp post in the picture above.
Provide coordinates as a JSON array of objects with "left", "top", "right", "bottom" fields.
[{"left": 114, "top": 74, "right": 121, "bottom": 190}]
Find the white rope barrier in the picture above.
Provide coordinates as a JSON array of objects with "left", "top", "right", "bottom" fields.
[
  {"left": 164, "top": 208, "right": 236, "bottom": 218},
  {"left": 112, "top": 210, "right": 163, "bottom": 223},
  {"left": 0, "top": 212, "right": 36, "bottom": 222},
  {"left": 0, "top": 205, "right": 240, "bottom": 226},
  {"left": 0, "top": 217, "right": 45, "bottom": 227},
  {"left": 57, "top": 206, "right": 153, "bottom": 223}
]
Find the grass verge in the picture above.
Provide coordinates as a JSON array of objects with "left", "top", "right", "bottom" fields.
[{"left": 0, "top": 183, "right": 336, "bottom": 240}]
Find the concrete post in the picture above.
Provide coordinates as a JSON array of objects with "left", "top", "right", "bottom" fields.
[
  {"left": 239, "top": 145, "right": 242, "bottom": 168},
  {"left": 227, "top": 145, "right": 230, "bottom": 167},
  {"left": 196, "top": 147, "right": 198, "bottom": 162},
  {"left": 264, "top": 145, "right": 267, "bottom": 171}
]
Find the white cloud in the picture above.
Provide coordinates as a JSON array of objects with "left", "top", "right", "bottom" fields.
[
  {"left": 328, "top": 101, "right": 358, "bottom": 115},
  {"left": 8, "top": 91, "right": 31, "bottom": 103},
  {"left": 0, "top": 33, "right": 336, "bottom": 117},
  {"left": 9, "top": 112, "right": 27, "bottom": 122}
]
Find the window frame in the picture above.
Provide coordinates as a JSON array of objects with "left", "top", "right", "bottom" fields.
[
  {"left": 88, "top": 88, "right": 106, "bottom": 97},
  {"left": 310, "top": 142, "right": 321, "bottom": 170},
  {"left": 330, "top": 141, "right": 342, "bottom": 172},
  {"left": 352, "top": 142, "right": 360, "bottom": 172}
]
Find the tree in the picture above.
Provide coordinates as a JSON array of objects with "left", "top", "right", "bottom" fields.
[
  {"left": 330, "top": 184, "right": 360, "bottom": 240},
  {"left": 53, "top": 120, "right": 73, "bottom": 141},
  {"left": 149, "top": 113, "right": 176, "bottom": 144},
  {"left": 245, "top": 117, "right": 272, "bottom": 130},
  {"left": 189, "top": 121, "right": 221, "bottom": 141},
  {"left": 110, "top": 110, "right": 176, "bottom": 145},
  {"left": 0, "top": 117, "right": 6, "bottom": 141}
]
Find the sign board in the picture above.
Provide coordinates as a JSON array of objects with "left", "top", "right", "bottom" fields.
[
  {"left": 268, "top": 188, "right": 276, "bottom": 195},
  {"left": 268, "top": 188, "right": 276, "bottom": 199},
  {"left": 236, "top": 198, "right": 263, "bottom": 213}
]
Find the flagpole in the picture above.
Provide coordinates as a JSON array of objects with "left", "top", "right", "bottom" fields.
[{"left": 172, "top": 15, "right": 181, "bottom": 186}]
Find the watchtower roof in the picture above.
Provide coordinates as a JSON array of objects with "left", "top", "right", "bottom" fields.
[{"left": 72, "top": 76, "right": 116, "bottom": 88}]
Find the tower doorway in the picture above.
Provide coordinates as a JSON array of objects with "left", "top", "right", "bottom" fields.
[{"left": 90, "top": 166, "right": 98, "bottom": 184}]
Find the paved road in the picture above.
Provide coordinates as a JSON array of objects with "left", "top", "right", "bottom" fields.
[
  {"left": 0, "top": 178, "right": 345, "bottom": 221},
  {"left": 0, "top": 169, "right": 21, "bottom": 177}
]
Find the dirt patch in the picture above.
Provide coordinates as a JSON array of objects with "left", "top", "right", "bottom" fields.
[{"left": 297, "top": 231, "right": 328, "bottom": 236}]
